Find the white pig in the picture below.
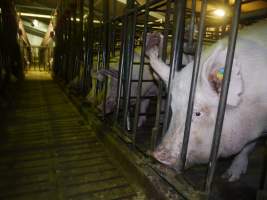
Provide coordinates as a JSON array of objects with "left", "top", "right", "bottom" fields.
[
  {"left": 146, "top": 20, "right": 267, "bottom": 182},
  {"left": 95, "top": 55, "right": 159, "bottom": 127},
  {"left": 95, "top": 41, "right": 193, "bottom": 127}
]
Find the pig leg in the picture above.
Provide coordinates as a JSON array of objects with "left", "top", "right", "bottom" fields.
[
  {"left": 137, "top": 84, "right": 158, "bottom": 127},
  {"left": 138, "top": 98, "right": 150, "bottom": 127},
  {"left": 222, "top": 142, "right": 256, "bottom": 182},
  {"left": 146, "top": 33, "right": 169, "bottom": 85}
]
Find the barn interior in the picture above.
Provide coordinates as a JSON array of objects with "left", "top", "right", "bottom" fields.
[{"left": 0, "top": 0, "right": 267, "bottom": 199}]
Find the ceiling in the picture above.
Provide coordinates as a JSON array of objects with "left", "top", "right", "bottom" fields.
[{"left": 14, "top": 0, "right": 267, "bottom": 40}]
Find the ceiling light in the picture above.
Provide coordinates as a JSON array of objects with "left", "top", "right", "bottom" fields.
[
  {"left": 213, "top": 9, "right": 225, "bottom": 17},
  {"left": 19, "top": 12, "right": 52, "bottom": 19}
]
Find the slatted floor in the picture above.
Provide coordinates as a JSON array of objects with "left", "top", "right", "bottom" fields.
[{"left": 0, "top": 71, "right": 145, "bottom": 200}]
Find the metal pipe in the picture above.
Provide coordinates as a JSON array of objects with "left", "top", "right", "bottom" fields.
[
  {"left": 115, "top": 18, "right": 127, "bottom": 122},
  {"left": 151, "top": 0, "right": 171, "bottom": 151},
  {"left": 187, "top": 0, "right": 196, "bottom": 52},
  {"left": 162, "top": 0, "right": 186, "bottom": 134},
  {"left": 102, "top": 0, "right": 110, "bottom": 116},
  {"left": 78, "top": 0, "right": 84, "bottom": 89},
  {"left": 205, "top": 0, "right": 242, "bottom": 194},
  {"left": 122, "top": 0, "right": 136, "bottom": 129},
  {"left": 132, "top": 0, "right": 149, "bottom": 146},
  {"left": 83, "top": 0, "right": 94, "bottom": 93},
  {"left": 180, "top": 0, "right": 207, "bottom": 171}
]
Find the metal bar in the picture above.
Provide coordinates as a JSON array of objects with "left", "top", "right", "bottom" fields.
[
  {"left": 102, "top": 0, "right": 110, "bottom": 116},
  {"left": 162, "top": 0, "right": 186, "bottom": 134},
  {"left": 115, "top": 16, "right": 127, "bottom": 121},
  {"left": 70, "top": 1, "right": 78, "bottom": 82},
  {"left": 151, "top": 0, "right": 171, "bottom": 151},
  {"left": 132, "top": 0, "right": 149, "bottom": 145},
  {"left": 187, "top": 0, "right": 196, "bottom": 52},
  {"left": 122, "top": 0, "right": 136, "bottom": 129},
  {"left": 83, "top": 0, "right": 94, "bottom": 93},
  {"left": 78, "top": 0, "right": 84, "bottom": 84},
  {"left": 180, "top": 0, "right": 207, "bottom": 171},
  {"left": 259, "top": 142, "right": 267, "bottom": 190},
  {"left": 205, "top": 0, "right": 242, "bottom": 194}
]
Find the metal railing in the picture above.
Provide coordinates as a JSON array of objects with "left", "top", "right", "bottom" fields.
[{"left": 53, "top": 0, "right": 265, "bottom": 198}]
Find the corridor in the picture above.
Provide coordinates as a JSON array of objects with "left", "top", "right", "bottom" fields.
[{"left": 0, "top": 71, "right": 144, "bottom": 200}]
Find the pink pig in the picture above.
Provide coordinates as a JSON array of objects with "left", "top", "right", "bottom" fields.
[{"left": 146, "top": 20, "right": 267, "bottom": 181}]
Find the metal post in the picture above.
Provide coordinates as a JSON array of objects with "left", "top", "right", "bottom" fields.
[
  {"left": 122, "top": 0, "right": 136, "bottom": 129},
  {"left": 83, "top": 0, "right": 94, "bottom": 93},
  {"left": 78, "top": 0, "right": 84, "bottom": 88},
  {"left": 151, "top": 0, "right": 171, "bottom": 151},
  {"left": 132, "top": 0, "right": 149, "bottom": 145},
  {"left": 205, "top": 0, "right": 242, "bottom": 194},
  {"left": 115, "top": 18, "right": 127, "bottom": 121},
  {"left": 188, "top": 0, "right": 196, "bottom": 52},
  {"left": 102, "top": 0, "right": 110, "bottom": 116},
  {"left": 162, "top": 0, "right": 186, "bottom": 134},
  {"left": 180, "top": 0, "right": 207, "bottom": 170}
]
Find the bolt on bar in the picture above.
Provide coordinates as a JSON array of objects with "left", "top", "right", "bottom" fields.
[
  {"left": 180, "top": 0, "right": 207, "bottom": 171},
  {"left": 162, "top": 0, "right": 186, "bottom": 134},
  {"left": 132, "top": 0, "right": 149, "bottom": 146},
  {"left": 205, "top": 0, "right": 242, "bottom": 194}
]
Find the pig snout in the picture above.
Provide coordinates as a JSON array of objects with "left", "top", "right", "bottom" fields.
[
  {"left": 153, "top": 146, "right": 179, "bottom": 168},
  {"left": 146, "top": 32, "right": 162, "bottom": 56},
  {"left": 146, "top": 32, "right": 161, "bottom": 49}
]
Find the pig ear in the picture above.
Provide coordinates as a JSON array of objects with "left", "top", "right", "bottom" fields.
[{"left": 202, "top": 43, "right": 243, "bottom": 107}]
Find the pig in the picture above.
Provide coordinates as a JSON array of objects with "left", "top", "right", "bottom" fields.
[
  {"left": 94, "top": 41, "right": 193, "bottom": 127},
  {"left": 146, "top": 20, "right": 267, "bottom": 182},
  {"left": 95, "top": 59, "right": 159, "bottom": 127}
]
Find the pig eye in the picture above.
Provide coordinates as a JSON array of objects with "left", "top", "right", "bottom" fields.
[{"left": 195, "top": 112, "right": 201, "bottom": 117}]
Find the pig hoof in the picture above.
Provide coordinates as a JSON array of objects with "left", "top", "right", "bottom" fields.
[{"left": 221, "top": 155, "right": 248, "bottom": 182}]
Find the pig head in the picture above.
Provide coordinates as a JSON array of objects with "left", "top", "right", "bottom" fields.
[
  {"left": 94, "top": 69, "right": 118, "bottom": 114},
  {"left": 146, "top": 25, "right": 267, "bottom": 181}
]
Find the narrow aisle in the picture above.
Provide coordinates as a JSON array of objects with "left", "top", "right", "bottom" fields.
[{"left": 0, "top": 71, "right": 142, "bottom": 200}]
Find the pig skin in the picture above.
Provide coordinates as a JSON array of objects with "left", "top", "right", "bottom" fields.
[{"left": 146, "top": 21, "right": 267, "bottom": 181}]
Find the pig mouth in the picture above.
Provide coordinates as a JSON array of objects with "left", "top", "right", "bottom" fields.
[{"left": 153, "top": 146, "right": 178, "bottom": 167}]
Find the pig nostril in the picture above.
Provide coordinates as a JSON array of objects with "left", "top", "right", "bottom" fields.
[{"left": 195, "top": 111, "right": 201, "bottom": 116}]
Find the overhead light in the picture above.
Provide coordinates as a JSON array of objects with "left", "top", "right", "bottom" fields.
[
  {"left": 93, "top": 20, "right": 101, "bottom": 24},
  {"left": 19, "top": 12, "right": 52, "bottom": 19},
  {"left": 213, "top": 9, "right": 225, "bottom": 17},
  {"left": 116, "top": 0, "right": 126, "bottom": 3},
  {"left": 32, "top": 19, "right": 39, "bottom": 27}
]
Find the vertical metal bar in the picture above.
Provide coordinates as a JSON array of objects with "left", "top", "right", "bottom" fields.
[
  {"left": 111, "top": 0, "right": 116, "bottom": 57},
  {"left": 102, "top": 0, "right": 110, "bottom": 116},
  {"left": 151, "top": 0, "right": 171, "bottom": 151},
  {"left": 259, "top": 142, "right": 267, "bottom": 190},
  {"left": 205, "top": 0, "right": 242, "bottom": 194},
  {"left": 122, "top": 0, "right": 136, "bottom": 129},
  {"left": 162, "top": 0, "right": 186, "bottom": 134},
  {"left": 84, "top": 0, "right": 94, "bottom": 93},
  {"left": 115, "top": 18, "right": 127, "bottom": 121},
  {"left": 188, "top": 0, "right": 196, "bottom": 51},
  {"left": 180, "top": 0, "right": 207, "bottom": 170},
  {"left": 78, "top": 0, "right": 84, "bottom": 88},
  {"left": 132, "top": 0, "right": 149, "bottom": 145}
]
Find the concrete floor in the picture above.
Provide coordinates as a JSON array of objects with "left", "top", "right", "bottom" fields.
[{"left": 0, "top": 71, "right": 146, "bottom": 200}]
